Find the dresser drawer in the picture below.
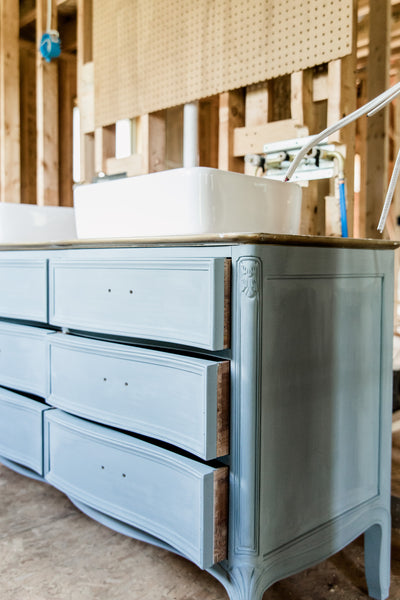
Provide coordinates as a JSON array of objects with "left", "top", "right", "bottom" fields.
[
  {"left": 44, "top": 410, "right": 228, "bottom": 569},
  {"left": 0, "top": 322, "right": 53, "bottom": 397},
  {"left": 0, "top": 258, "right": 47, "bottom": 322},
  {"left": 49, "top": 257, "right": 230, "bottom": 350},
  {"left": 49, "top": 334, "right": 229, "bottom": 460},
  {"left": 0, "top": 387, "right": 49, "bottom": 475}
]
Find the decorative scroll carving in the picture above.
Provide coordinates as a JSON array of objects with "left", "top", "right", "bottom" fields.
[{"left": 240, "top": 261, "right": 260, "bottom": 299}]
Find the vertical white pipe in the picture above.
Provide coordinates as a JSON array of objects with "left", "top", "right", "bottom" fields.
[{"left": 183, "top": 102, "right": 199, "bottom": 168}]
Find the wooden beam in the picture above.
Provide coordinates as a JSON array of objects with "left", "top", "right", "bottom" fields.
[
  {"left": 365, "top": 0, "right": 391, "bottom": 238},
  {"left": 0, "top": 0, "right": 21, "bottom": 203},
  {"left": 234, "top": 120, "right": 308, "bottom": 156},
  {"left": 291, "top": 69, "right": 328, "bottom": 236},
  {"left": 59, "top": 58, "right": 77, "bottom": 207},
  {"left": 36, "top": 0, "right": 59, "bottom": 205},
  {"left": 20, "top": 41, "right": 37, "bottom": 205},
  {"left": 137, "top": 112, "right": 166, "bottom": 174},
  {"left": 77, "top": 0, "right": 93, "bottom": 182},
  {"left": 327, "top": 60, "right": 357, "bottom": 236},
  {"left": 198, "top": 97, "right": 219, "bottom": 169},
  {"left": 105, "top": 155, "right": 143, "bottom": 178},
  {"left": 94, "top": 125, "right": 115, "bottom": 175},
  {"left": 218, "top": 90, "right": 245, "bottom": 173},
  {"left": 245, "top": 82, "right": 269, "bottom": 127}
]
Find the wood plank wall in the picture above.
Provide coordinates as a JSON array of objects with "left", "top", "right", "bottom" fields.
[{"left": 1, "top": 0, "right": 399, "bottom": 241}]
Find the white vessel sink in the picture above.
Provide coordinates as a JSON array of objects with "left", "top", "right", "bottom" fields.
[
  {"left": 0, "top": 203, "right": 77, "bottom": 243},
  {"left": 73, "top": 167, "right": 302, "bottom": 239}
]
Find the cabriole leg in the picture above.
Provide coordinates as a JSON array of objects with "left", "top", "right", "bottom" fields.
[{"left": 364, "top": 519, "right": 391, "bottom": 600}]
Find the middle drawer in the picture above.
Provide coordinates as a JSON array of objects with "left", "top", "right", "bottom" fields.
[{"left": 48, "top": 334, "right": 229, "bottom": 460}]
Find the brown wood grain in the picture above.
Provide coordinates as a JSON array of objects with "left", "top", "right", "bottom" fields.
[
  {"left": 213, "top": 466, "right": 229, "bottom": 564},
  {"left": 216, "top": 361, "right": 230, "bottom": 458}
]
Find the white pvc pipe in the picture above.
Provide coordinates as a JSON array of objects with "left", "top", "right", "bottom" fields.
[{"left": 183, "top": 102, "right": 199, "bottom": 168}]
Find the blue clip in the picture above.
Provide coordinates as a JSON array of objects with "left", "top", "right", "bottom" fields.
[{"left": 40, "top": 31, "right": 61, "bottom": 62}]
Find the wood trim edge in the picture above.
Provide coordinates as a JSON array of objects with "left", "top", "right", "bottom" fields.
[
  {"left": 216, "top": 361, "right": 230, "bottom": 457},
  {"left": 213, "top": 465, "right": 229, "bottom": 564}
]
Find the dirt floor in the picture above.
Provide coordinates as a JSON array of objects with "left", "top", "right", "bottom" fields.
[{"left": 1, "top": 443, "right": 400, "bottom": 600}]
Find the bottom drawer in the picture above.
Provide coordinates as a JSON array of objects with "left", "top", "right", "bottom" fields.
[
  {"left": 44, "top": 410, "right": 228, "bottom": 569},
  {"left": 0, "top": 387, "right": 49, "bottom": 475}
]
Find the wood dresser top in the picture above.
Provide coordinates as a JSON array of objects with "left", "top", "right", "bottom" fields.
[{"left": 0, "top": 233, "right": 398, "bottom": 251}]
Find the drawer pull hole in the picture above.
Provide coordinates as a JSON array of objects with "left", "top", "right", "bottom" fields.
[
  {"left": 122, "top": 473, "right": 126, "bottom": 478},
  {"left": 103, "top": 377, "right": 107, "bottom": 382},
  {"left": 108, "top": 289, "right": 111, "bottom": 293},
  {"left": 129, "top": 290, "right": 133, "bottom": 294},
  {"left": 124, "top": 382, "right": 128, "bottom": 386},
  {"left": 101, "top": 466, "right": 105, "bottom": 470}
]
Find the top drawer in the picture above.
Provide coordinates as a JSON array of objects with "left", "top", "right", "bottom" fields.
[
  {"left": 0, "top": 258, "right": 47, "bottom": 322},
  {"left": 49, "top": 258, "right": 231, "bottom": 350}
]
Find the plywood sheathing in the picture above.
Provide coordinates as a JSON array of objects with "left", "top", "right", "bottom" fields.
[
  {"left": 93, "top": 0, "right": 352, "bottom": 128},
  {"left": 0, "top": 0, "right": 20, "bottom": 203}
]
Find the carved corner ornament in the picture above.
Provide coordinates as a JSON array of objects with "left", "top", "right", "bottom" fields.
[{"left": 240, "top": 260, "right": 260, "bottom": 299}]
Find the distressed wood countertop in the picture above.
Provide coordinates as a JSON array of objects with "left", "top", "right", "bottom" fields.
[{"left": 0, "top": 233, "right": 398, "bottom": 251}]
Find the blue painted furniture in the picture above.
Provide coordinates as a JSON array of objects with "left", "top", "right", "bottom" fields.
[{"left": 0, "top": 234, "right": 396, "bottom": 599}]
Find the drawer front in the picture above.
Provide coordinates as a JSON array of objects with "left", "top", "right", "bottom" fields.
[
  {"left": 44, "top": 410, "right": 228, "bottom": 569},
  {"left": 0, "top": 258, "right": 47, "bottom": 322},
  {"left": 0, "top": 387, "right": 49, "bottom": 475},
  {"left": 49, "top": 334, "right": 229, "bottom": 460},
  {"left": 49, "top": 258, "right": 230, "bottom": 350},
  {"left": 0, "top": 322, "right": 53, "bottom": 397}
]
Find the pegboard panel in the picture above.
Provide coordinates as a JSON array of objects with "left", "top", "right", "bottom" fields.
[{"left": 93, "top": 0, "right": 353, "bottom": 128}]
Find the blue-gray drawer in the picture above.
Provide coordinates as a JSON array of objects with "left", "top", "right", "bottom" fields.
[
  {"left": 44, "top": 410, "right": 228, "bottom": 569},
  {"left": 0, "top": 322, "right": 53, "bottom": 397},
  {"left": 0, "top": 258, "right": 47, "bottom": 322},
  {"left": 48, "top": 333, "right": 229, "bottom": 460},
  {"left": 0, "top": 387, "right": 49, "bottom": 475},
  {"left": 49, "top": 258, "right": 230, "bottom": 350}
]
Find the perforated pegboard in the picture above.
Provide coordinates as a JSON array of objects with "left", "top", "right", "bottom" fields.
[{"left": 93, "top": 0, "right": 353, "bottom": 128}]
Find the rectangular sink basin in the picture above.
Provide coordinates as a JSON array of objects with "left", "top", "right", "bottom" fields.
[
  {"left": 0, "top": 203, "right": 77, "bottom": 243},
  {"left": 73, "top": 167, "right": 302, "bottom": 239}
]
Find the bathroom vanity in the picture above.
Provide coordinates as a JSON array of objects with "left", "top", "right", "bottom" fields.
[{"left": 0, "top": 233, "right": 396, "bottom": 600}]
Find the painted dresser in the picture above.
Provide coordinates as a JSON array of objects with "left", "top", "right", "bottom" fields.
[{"left": 0, "top": 233, "right": 397, "bottom": 600}]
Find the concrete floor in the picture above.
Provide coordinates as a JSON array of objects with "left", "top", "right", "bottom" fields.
[{"left": 1, "top": 450, "right": 400, "bottom": 600}]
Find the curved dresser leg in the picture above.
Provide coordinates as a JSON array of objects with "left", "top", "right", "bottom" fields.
[
  {"left": 209, "top": 565, "right": 266, "bottom": 600},
  {"left": 364, "top": 519, "right": 391, "bottom": 600}
]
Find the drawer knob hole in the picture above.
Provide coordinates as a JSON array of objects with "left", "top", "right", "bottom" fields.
[
  {"left": 124, "top": 382, "right": 128, "bottom": 386},
  {"left": 103, "top": 377, "right": 107, "bottom": 382},
  {"left": 101, "top": 466, "right": 105, "bottom": 470},
  {"left": 122, "top": 473, "right": 126, "bottom": 478},
  {"left": 108, "top": 289, "right": 111, "bottom": 293},
  {"left": 129, "top": 290, "right": 133, "bottom": 294}
]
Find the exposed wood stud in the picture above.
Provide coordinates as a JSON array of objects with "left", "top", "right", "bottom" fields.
[
  {"left": 198, "top": 96, "right": 219, "bottom": 169},
  {"left": 245, "top": 82, "right": 269, "bottom": 127},
  {"left": 36, "top": 0, "right": 59, "bottom": 205},
  {"left": 365, "top": 0, "right": 391, "bottom": 238},
  {"left": 59, "top": 58, "right": 77, "bottom": 207},
  {"left": 0, "top": 0, "right": 21, "bottom": 203},
  {"left": 20, "top": 42, "right": 37, "bottom": 205},
  {"left": 218, "top": 89, "right": 245, "bottom": 173},
  {"left": 94, "top": 124, "right": 116, "bottom": 175},
  {"left": 137, "top": 111, "right": 166, "bottom": 174}
]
